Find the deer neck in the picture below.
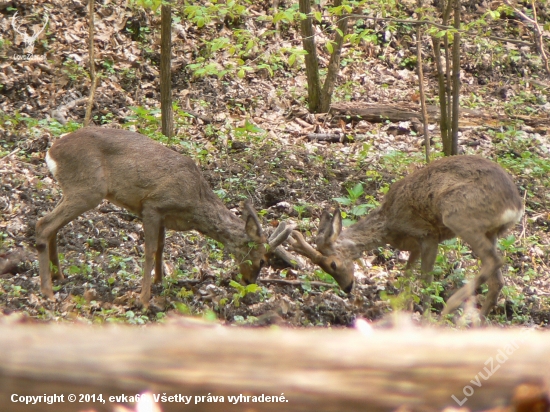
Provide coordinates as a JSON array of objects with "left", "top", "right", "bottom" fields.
[
  {"left": 165, "top": 198, "right": 253, "bottom": 261},
  {"left": 336, "top": 208, "right": 387, "bottom": 259},
  {"left": 197, "top": 207, "right": 253, "bottom": 259}
]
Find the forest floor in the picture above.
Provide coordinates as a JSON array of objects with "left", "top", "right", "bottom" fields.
[{"left": 0, "top": 0, "right": 549, "bottom": 328}]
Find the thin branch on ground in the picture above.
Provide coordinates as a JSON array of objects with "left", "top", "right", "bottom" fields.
[{"left": 259, "top": 278, "right": 337, "bottom": 288}]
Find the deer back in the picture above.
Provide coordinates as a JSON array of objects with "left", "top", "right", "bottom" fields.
[
  {"left": 377, "top": 156, "right": 523, "bottom": 246},
  {"left": 47, "top": 127, "right": 221, "bottom": 221}
]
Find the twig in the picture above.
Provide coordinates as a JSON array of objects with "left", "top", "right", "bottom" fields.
[
  {"left": 0, "top": 148, "right": 20, "bottom": 161},
  {"left": 175, "top": 279, "right": 201, "bottom": 286},
  {"left": 502, "top": 0, "right": 549, "bottom": 76},
  {"left": 259, "top": 278, "right": 337, "bottom": 288},
  {"left": 520, "top": 189, "right": 528, "bottom": 240},
  {"left": 298, "top": 14, "right": 534, "bottom": 47},
  {"left": 84, "top": 0, "right": 98, "bottom": 126},
  {"left": 415, "top": 2, "right": 430, "bottom": 163}
]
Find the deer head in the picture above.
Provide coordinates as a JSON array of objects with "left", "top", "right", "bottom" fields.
[
  {"left": 289, "top": 208, "right": 357, "bottom": 293},
  {"left": 239, "top": 201, "right": 295, "bottom": 284}
]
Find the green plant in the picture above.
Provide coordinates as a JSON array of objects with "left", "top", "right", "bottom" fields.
[
  {"left": 230, "top": 280, "right": 259, "bottom": 307},
  {"left": 293, "top": 203, "right": 307, "bottom": 219},
  {"left": 333, "top": 182, "right": 377, "bottom": 224},
  {"left": 232, "top": 119, "right": 267, "bottom": 143},
  {"left": 62, "top": 58, "right": 88, "bottom": 82},
  {"left": 125, "top": 106, "right": 161, "bottom": 134},
  {"left": 130, "top": 0, "right": 162, "bottom": 12},
  {"left": 125, "top": 310, "right": 150, "bottom": 325}
]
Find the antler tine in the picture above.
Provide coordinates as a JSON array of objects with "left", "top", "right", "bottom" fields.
[
  {"left": 288, "top": 231, "right": 324, "bottom": 263},
  {"left": 273, "top": 245, "right": 304, "bottom": 270},
  {"left": 268, "top": 221, "right": 286, "bottom": 242},
  {"left": 268, "top": 222, "right": 295, "bottom": 249}
]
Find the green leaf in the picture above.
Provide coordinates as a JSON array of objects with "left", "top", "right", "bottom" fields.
[
  {"left": 347, "top": 182, "right": 364, "bottom": 200},
  {"left": 245, "top": 284, "right": 260, "bottom": 293},
  {"left": 229, "top": 280, "right": 244, "bottom": 292},
  {"left": 173, "top": 302, "right": 191, "bottom": 315},
  {"left": 350, "top": 203, "right": 369, "bottom": 217},
  {"left": 288, "top": 53, "right": 296, "bottom": 66},
  {"left": 333, "top": 196, "right": 352, "bottom": 205}
]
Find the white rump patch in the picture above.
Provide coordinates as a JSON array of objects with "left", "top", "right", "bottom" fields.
[
  {"left": 499, "top": 208, "right": 524, "bottom": 225},
  {"left": 45, "top": 151, "right": 58, "bottom": 177}
]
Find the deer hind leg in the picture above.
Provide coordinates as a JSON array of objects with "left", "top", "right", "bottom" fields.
[
  {"left": 441, "top": 223, "right": 503, "bottom": 318},
  {"left": 479, "top": 234, "right": 504, "bottom": 319},
  {"left": 418, "top": 238, "right": 439, "bottom": 311},
  {"left": 405, "top": 246, "right": 421, "bottom": 270},
  {"left": 48, "top": 233, "right": 62, "bottom": 280},
  {"left": 140, "top": 209, "right": 162, "bottom": 306},
  {"left": 36, "top": 194, "right": 102, "bottom": 299},
  {"left": 153, "top": 225, "right": 165, "bottom": 284}
]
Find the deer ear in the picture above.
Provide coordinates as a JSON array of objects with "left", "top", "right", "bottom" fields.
[
  {"left": 245, "top": 214, "right": 263, "bottom": 241},
  {"left": 317, "top": 208, "right": 342, "bottom": 247},
  {"left": 329, "top": 208, "right": 343, "bottom": 242}
]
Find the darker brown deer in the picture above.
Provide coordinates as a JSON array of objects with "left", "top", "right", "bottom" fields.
[
  {"left": 289, "top": 156, "right": 523, "bottom": 320},
  {"left": 36, "top": 127, "right": 293, "bottom": 305}
]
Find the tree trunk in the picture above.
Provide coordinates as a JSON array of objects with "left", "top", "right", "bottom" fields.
[
  {"left": 299, "top": 0, "right": 322, "bottom": 113},
  {"left": 319, "top": 0, "right": 348, "bottom": 113},
  {"left": 0, "top": 324, "right": 548, "bottom": 412},
  {"left": 160, "top": 1, "right": 173, "bottom": 139},
  {"left": 451, "top": 0, "right": 461, "bottom": 155},
  {"left": 84, "top": 0, "right": 97, "bottom": 127}
]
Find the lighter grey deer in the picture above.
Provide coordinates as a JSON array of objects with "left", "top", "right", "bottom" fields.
[
  {"left": 36, "top": 127, "right": 293, "bottom": 305},
  {"left": 289, "top": 155, "right": 524, "bottom": 320}
]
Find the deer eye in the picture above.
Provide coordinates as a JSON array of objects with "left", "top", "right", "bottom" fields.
[{"left": 331, "top": 261, "right": 337, "bottom": 271}]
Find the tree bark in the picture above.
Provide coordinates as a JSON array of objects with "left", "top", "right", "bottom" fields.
[
  {"left": 319, "top": 0, "right": 348, "bottom": 112},
  {"left": 450, "top": 0, "right": 461, "bottom": 155},
  {"left": 84, "top": 0, "right": 97, "bottom": 127},
  {"left": 160, "top": 1, "right": 173, "bottom": 139},
  {"left": 0, "top": 324, "right": 548, "bottom": 412},
  {"left": 299, "top": 0, "right": 321, "bottom": 113}
]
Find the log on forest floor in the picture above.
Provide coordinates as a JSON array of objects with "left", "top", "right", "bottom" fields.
[
  {"left": 0, "top": 322, "right": 548, "bottom": 412},
  {"left": 329, "top": 102, "right": 550, "bottom": 131}
]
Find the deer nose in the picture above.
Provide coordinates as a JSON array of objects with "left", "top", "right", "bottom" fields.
[{"left": 343, "top": 279, "right": 355, "bottom": 293}]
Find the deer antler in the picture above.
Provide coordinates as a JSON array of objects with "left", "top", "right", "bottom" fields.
[
  {"left": 268, "top": 221, "right": 294, "bottom": 249},
  {"left": 269, "top": 223, "right": 304, "bottom": 269},
  {"left": 288, "top": 231, "right": 325, "bottom": 265}
]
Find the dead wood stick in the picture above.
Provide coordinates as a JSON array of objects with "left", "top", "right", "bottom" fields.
[
  {"left": 306, "top": 133, "right": 352, "bottom": 143},
  {"left": 0, "top": 325, "right": 548, "bottom": 412},
  {"left": 259, "top": 278, "right": 336, "bottom": 288}
]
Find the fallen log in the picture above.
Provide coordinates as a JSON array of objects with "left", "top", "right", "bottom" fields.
[
  {"left": 329, "top": 102, "right": 550, "bottom": 131},
  {"left": 0, "top": 322, "right": 548, "bottom": 412}
]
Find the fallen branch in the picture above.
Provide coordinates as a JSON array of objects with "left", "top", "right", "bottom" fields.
[
  {"left": 0, "top": 324, "right": 548, "bottom": 411},
  {"left": 306, "top": 133, "right": 352, "bottom": 143},
  {"left": 259, "top": 278, "right": 336, "bottom": 288}
]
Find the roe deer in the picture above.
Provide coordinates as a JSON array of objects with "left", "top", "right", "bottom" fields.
[
  {"left": 289, "top": 155, "right": 524, "bottom": 320},
  {"left": 36, "top": 127, "right": 293, "bottom": 305}
]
